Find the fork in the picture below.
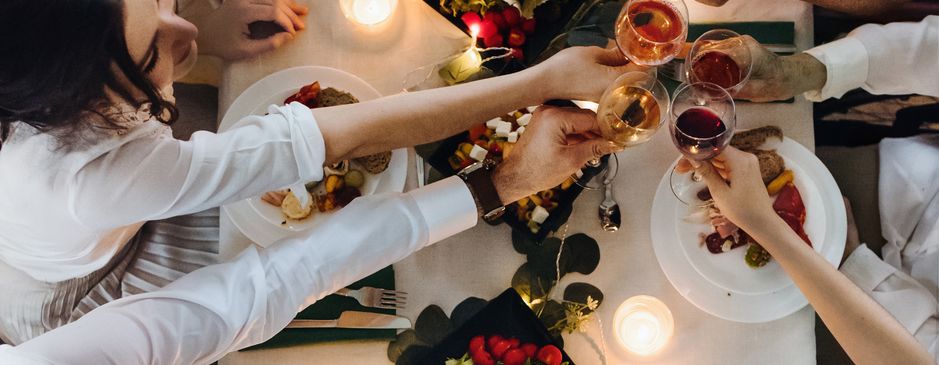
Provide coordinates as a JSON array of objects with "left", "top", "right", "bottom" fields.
[{"left": 334, "top": 287, "right": 408, "bottom": 310}]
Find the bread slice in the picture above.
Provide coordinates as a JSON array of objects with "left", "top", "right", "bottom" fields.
[
  {"left": 754, "top": 150, "right": 785, "bottom": 184},
  {"left": 731, "top": 126, "right": 783, "bottom": 151}
]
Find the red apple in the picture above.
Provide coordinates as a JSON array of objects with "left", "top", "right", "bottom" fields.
[
  {"left": 521, "top": 18, "right": 536, "bottom": 34},
  {"left": 502, "top": 6, "right": 521, "bottom": 27},
  {"left": 484, "top": 11, "right": 508, "bottom": 31},
  {"left": 484, "top": 32, "right": 504, "bottom": 47},
  {"left": 507, "top": 28, "right": 526, "bottom": 47}
]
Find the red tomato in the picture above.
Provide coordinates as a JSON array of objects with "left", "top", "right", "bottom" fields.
[
  {"left": 521, "top": 18, "right": 536, "bottom": 34},
  {"left": 472, "top": 350, "right": 495, "bottom": 365},
  {"left": 502, "top": 6, "right": 521, "bottom": 26},
  {"left": 491, "top": 340, "right": 512, "bottom": 360},
  {"left": 486, "top": 335, "right": 504, "bottom": 351},
  {"left": 468, "top": 123, "right": 488, "bottom": 141},
  {"left": 460, "top": 12, "right": 481, "bottom": 29},
  {"left": 510, "top": 48, "right": 524, "bottom": 61},
  {"left": 483, "top": 32, "right": 504, "bottom": 48},
  {"left": 507, "top": 28, "right": 526, "bottom": 47},
  {"left": 520, "top": 343, "right": 538, "bottom": 358},
  {"left": 478, "top": 20, "right": 498, "bottom": 39},
  {"left": 469, "top": 335, "right": 486, "bottom": 355},
  {"left": 502, "top": 349, "right": 528, "bottom": 365},
  {"left": 507, "top": 338, "right": 521, "bottom": 349},
  {"left": 536, "top": 345, "right": 563, "bottom": 365},
  {"left": 483, "top": 11, "right": 507, "bottom": 30}
]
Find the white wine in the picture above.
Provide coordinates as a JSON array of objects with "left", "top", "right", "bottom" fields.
[{"left": 597, "top": 85, "right": 662, "bottom": 147}]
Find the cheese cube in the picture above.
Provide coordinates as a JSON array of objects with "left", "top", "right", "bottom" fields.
[
  {"left": 495, "top": 122, "right": 512, "bottom": 137},
  {"left": 531, "top": 206, "right": 550, "bottom": 224},
  {"left": 526, "top": 106, "right": 538, "bottom": 113},
  {"left": 485, "top": 118, "right": 501, "bottom": 129},
  {"left": 516, "top": 113, "right": 532, "bottom": 126},
  {"left": 516, "top": 126, "right": 525, "bottom": 135},
  {"left": 507, "top": 132, "right": 518, "bottom": 143},
  {"left": 469, "top": 144, "right": 488, "bottom": 161},
  {"left": 574, "top": 169, "right": 584, "bottom": 179}
]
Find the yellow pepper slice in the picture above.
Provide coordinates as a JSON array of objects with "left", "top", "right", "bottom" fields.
[{"left": 766, "top": 170, "right": 794, "bottom": 196}]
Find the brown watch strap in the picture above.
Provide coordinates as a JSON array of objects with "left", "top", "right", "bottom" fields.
[{"left": 459, "top": 160, "right": 505, "bottom": 223}]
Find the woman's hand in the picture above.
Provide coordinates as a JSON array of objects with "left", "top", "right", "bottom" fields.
[
  {"left": 734, "top": 36, "right": 827, "bottom": 102},
  {"left": 193, "top": 0, "right": 309, "bottom": 61},
  {"left": 531, "top": 46, "right": 643, "bottom": 102},
  {"left": 689, "top": 147, "right": 779, "bottom": 231},
  {"left": 492, "top": 106, "right": 620, "bottom": 204}
]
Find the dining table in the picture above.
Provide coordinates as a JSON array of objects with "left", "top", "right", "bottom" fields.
[{"left": 217, "top": 0, "right": 818, "bottom": 364}]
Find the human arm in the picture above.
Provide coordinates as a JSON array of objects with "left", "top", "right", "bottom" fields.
[
  {"left": 0, "top": 108, "right": 613, "bottom": 365},
  {"left": 693, "top": 147, "right": 935, "bottom": 365},
  {"left": 735, "top": 16, "right": 939, "bottom": 102}
]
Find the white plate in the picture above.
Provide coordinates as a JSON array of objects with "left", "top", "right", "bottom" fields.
[
  {"left": 650, "top": 137, "right": 846, "bottom": 323},
  {"left": 219, "top": 66, "right": 408, "bottom": 247}
]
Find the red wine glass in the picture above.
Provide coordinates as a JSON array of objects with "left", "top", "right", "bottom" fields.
[
  {"left": 684, "top": 29, "right": 753, "bottom": 96},
  {"left": 668, "top": 82, "right": 736, "bottom": 205}
]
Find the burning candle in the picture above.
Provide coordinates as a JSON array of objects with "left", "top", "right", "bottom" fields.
[
  {"left": 340, "top": 0, "right": 397, "bottom": 26},
  {"left": 613, "top": 295, "right": 674, "bottom": 355}
]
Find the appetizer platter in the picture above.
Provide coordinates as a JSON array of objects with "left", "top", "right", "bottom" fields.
[
  {"left": 650, "top": 127, "right": 846, "bottom": 323},
  {"left": 219, "top": 66, "right": 408, "bottom": 247},
  {"left": 426, "top": 100, "right": 606, "bottom": 241}
]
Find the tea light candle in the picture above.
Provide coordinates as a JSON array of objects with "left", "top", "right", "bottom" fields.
[
  {"left": 613, "top": 295, "right": 674, "bottom": 355},
  {"left": 340, "top": 0, "right": 397, "bottom": 26}
]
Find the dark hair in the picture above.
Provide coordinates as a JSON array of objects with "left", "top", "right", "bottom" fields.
[{"left": 0, "top": 0, "right": 177, "bottom": 148}]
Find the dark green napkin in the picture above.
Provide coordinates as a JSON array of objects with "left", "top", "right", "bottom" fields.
[
  {"left": 660, "top": 21, "right": 796, "bottom": 103},
  {"left": 243, "top": 266, "right": 398, "bottom": 351}
]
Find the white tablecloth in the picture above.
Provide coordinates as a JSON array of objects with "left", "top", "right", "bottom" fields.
[{"left": 219, "top": 0, "right": 817, "bottom": 364}]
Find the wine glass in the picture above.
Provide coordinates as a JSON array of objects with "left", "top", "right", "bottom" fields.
[
  {"left": 684, "top": 29, "right": 753, "bottom": 95},
  {"left": 668, "top": 82, "right": 736, "bottom": 205},
  {"left": 575, "top": 71, "right": 670, "bottom": 190},
  {"left": 615, "top": 0, "right": 689, "bottom": 66}
]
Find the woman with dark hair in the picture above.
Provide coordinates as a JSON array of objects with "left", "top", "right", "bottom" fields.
[{"left": 0, "top": 0, "right": 634, "bottom": 346}]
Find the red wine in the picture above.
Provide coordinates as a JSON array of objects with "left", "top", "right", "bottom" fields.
[
  {"left": 691, "top": 51, "right": 742, "bottom": 89},
  {"left": 674, "top": 107, "right": 728, "bottom": 159}
]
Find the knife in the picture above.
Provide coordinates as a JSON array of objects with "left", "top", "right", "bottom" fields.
[{"left": 286, "top": 311, "right": 412, "bottom": 329}]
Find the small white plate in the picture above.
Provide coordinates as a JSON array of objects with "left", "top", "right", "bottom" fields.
[
  {"left": 219, "top": 66, "right": 408, "bottom": 247},
  {"left": 651, "top": 137, "right": 846, "bottom": 323}
]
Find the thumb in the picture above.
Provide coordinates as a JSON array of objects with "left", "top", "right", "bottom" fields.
[
  {"left": 596, "top": 46, "right": 628, "bottom": 66},
  {"left": 695, "top": 160, "right": 730, "bottom": 196}
]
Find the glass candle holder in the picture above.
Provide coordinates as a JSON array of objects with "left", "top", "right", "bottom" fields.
[{"left": 613, "top": 295, "right": 674, "bottom": 355}]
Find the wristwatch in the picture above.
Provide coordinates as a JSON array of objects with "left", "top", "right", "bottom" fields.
[{"left": 457, "top": 159, "right": 505, "bottom": 224}]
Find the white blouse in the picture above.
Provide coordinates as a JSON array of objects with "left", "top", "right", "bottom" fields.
[
  {"left": 0, "top": 102, "right": 326, "bottom": 282},
  {"left": 805, "top": 16, "right": 939, "bottom": 360}
]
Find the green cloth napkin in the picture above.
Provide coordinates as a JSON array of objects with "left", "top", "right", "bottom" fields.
[
  {"left": 660, "top": 21, "right": 796, "bottom": 103},
  {"left": 242, "top": 266, "right": 398, "bottom": 351}
]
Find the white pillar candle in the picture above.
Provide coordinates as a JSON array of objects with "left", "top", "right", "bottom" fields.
[
  {"left": 613, "top": 295, "right": 674, "bottom": 355},
  {"left": 340, "top": 0, "right": 397, "bottom": 26}
]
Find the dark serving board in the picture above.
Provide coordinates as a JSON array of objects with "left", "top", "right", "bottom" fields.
[{"left": 419, "top": 289, "right": 575, "bottom": 364}]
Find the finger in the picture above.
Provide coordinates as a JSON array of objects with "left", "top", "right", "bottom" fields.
[
  {"left": 257, "top": 3, "right": 297, "bottom": 35},
  {"left": 558, "top": 108, "right": 602, "bottom": 136},
  {"left": 287, "top": 0, "right": 309, "bottom": 15},
  {"left": 695, "top": 160, "right": 730, "bottom": 196},
  {"left": 239, "top": 32, "right": 294, "bottom": 57},
  {"left": 279, "top": 1, "right": 306, "bottom": 30},
  {"left": 595, "top": 46, "right": 628, "bottom": 66},
  {"left": 571, "top": 139, "right": 620, "bottom": 165},
  {"left": 676, "top": 159, "right": 694, "bottom": 174}
]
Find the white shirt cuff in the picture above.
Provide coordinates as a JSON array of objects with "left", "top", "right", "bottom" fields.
[
  {"left": 406, "top": 176, "right": 478, "bottom": 245},
  {"left": 803, "top": 37, "right": 870, "bottom": 101},
  {"left": 277, "top": 102, "right": 326, "bottom": 184},
  {"left": 839, "top": 244, "right": 897, "bottom": 292}
]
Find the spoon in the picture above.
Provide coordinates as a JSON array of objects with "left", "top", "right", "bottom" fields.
[{"left": 598, "top": 167, "right": 621, "bottom": 232}]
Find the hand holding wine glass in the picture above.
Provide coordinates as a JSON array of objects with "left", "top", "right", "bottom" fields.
[
  {"left": 685, "top": 30, "right": 753, "bottom": 95},
  {"left": 732, "top": 36, "right": 827, "bottom": 102}
]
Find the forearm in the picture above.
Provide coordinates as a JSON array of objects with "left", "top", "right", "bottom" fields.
[
  {"left": 314, "top": 67, "right": 548, "bottom": 163},
  {"left": 750, "top": 217, "right": 934, "bottom": 365}
]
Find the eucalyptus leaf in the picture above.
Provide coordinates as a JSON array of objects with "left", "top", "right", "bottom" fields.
[
  {"left": 539, "top": 300, "right": 566, "bottom": 347},
  {"left": 526, "top": 237, "right": 568, "bottom": 281},
  {"left": 564, "top": 233, "right": 601, "bottom": 275},
  {"left": 414, "top": 305, "right": 453, "bottom": 346},
  {"left": 450, "top": 297, "right": 488, "bottom": 329},
  {"left": 563, "top": 282, "right": 604, "bottom": 313},
  {"left": 511, "top": 263, "right": 555, "bottom": 313},
  {"left": 396, "top": 345, "right": 432, "bottom": 365},
  {"left": 511, "top": 229, "right": 539, "bottom": 255},
  {"left": 387, "top": 329, "right": 426, "bottom": 362}
]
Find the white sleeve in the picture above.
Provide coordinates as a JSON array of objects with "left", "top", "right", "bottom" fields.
[
  {"left": 840, "top": 245, "right": 939, "bottom": 360},
  {"left": 0, "top": 176, "right": 478, "bottom": 365},
  {"left": 68, "top": 102, "right": 326, "bottom": 229},
  {"left": 804, "top": 15, "right": 939, "bottom": 101}
]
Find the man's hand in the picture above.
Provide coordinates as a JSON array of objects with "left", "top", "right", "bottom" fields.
[
  {"left": 734, "top": 36, "right": 827, "bottom": 102},
  {"left": 491, "top": 106, "right": 620, "bottom": 205},
  {"left": 193, "top": 0, "right": 309, "bottom": 61},
  {"left": 532, "top": 46, "right": 646, "bottom": 103}
]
